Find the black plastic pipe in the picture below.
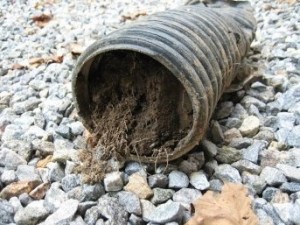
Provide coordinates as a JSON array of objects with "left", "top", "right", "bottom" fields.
[{"left": 72, "top": 0, "right": 256, "bottom": 163}]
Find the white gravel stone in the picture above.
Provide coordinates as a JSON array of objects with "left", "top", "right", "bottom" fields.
[
  {"left": 14, "top": 200, "right": 49, "bottom": 225},
  {"left": 214, "top": 164, "right": 242, "bottom": 183},
  {"left": 189, "top": 171, "right": 210, "bottom": 190},
  {"left": 168, "top": 171, "right": 189, "bottom": 189},
  {"left": 276, "top": 164, "right": 300, "bottom": 182},
  {"left": 260, "top": 166, "right": 287, "bottom": 186},
  {"left": 141, "top": 200, "right": 184, "bottom": 224},
  {"left": 239, "top": 116, "right": 260, "bottom": 137},
  {"left": 104, "top": 171, "right": 124, "bottom": 192},
  {"left": 1, "top": 170, "right": 16, "bottom": 184},
  {"left": 43, "top": 199, "right": 79, "bottom": 225}
]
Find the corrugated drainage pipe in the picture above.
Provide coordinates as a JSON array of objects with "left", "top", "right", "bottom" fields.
[{"left": 72, "top": 1, "right": 256, "bottom": 163}]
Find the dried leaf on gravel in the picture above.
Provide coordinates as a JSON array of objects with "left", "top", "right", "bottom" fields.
[
  {"left": 121, "top": 9, "right": 147, "bottom": 21},
  {"left": 12, "top": 63, "right": 27, "bottom": 70},
  {"left": 277, "top": 0, "right": 297, "bottom": 4},
  {"left": 70, "top": 43, "right": 84, "bottom": 55},
  {"left": 28, "top": 55, "right": 63, "bottom": 67},
  {"left": 185, "top": 183, "right": 259, "bottom": 225},
  {"left": 34, "top": 0, "right": 56, "bottom": 9},
  {"left": 32, "top": 13, "right": 53, "bottom": 27},
  {"left": 29, "top": 57, "right": 45, "bottom": 65},
  {"left": 46, "top": 54, "right": 64, "bottom": 64}
]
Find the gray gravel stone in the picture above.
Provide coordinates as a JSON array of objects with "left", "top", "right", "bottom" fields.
[
  {"left": 187, "top": 152, "right": 205, "bottom": 169},
  {"left": 280, "top": 84, "right": 300, "bottom": 111},
  {"left": 44, "top": 183, "right": 68, "bottom": 213},
  {"left": 12, "top": 98, "right": 41, "bottom": 115},
  {"left": 14, "top": 200, "right": 49, "bottom": 225},
  {"left": 178, "top": 160, "right": 198, "bottom": 175},
  {"left": 104, "top": 171, "right": 124, "bottom": 192},
  {"left": 242, "top": 172, "right": 266, "bottom": 195},
  {"left": 260, "top": 166, "right": 287, "bottom": 186},
  {"left": 96, "top": 195, "right": 128, "bottom": 225},
  {"left": 125, "top": 161, "right": 145, "bottom": 176},
  {"left": 262, "top": 187, "right": 281, "bottom": 202},
  {"left": 0, "top": 199, "right": 14, "bottom": 225},
  {"left": 241, "top": 96, "right": 266, "bottom": 111},
  {"left": 43, "top": 199, "right": 79, "bottom": 225},
  {"left": 229, "top": 138, "right": 253, "bottom": 149},
  {"left": 231, "top": 103, "right": 248, "bottom": 119},
  {"left": 287, "top": 125, "right": 300, "bottom": 147},
  {"left": 232, "top": 160, "right": 261, "bottom": 174},
  {"left": 61, "top": 174, "right": 81, "bottom": 192},
  {"left": 148, "top": 174, "right": 168, "bottom": 188},
  {"left": 9, "top": 197, "right": 22, "bottom": 213},
  {"left": 189, "top": 171, "right": 209, "bottom": 190},
  {"left": 200, "top": 139, "right": 218, "bottom": 158},
  {"left": 242, "top": 140, "right": 266, "bottom": 163},
  {"left": 277, "top": 164, "right": 300, "bottom": 182},
  {"left": 277, "top": 112, "right": 295, "bottom": 129},
  {"left": 216, "top": 146, "right": 242, "bottom": 164},
  {"left": 256, "top": 209, "right": 275, "bottom": 225},
  {"left": 168, "top": 171, "right": 189, "bottom": 189},
  {"left": 67, "top": 186, "right": 84, "bottom": 201},
  {"left": 77, "top": 201, "right": 97, "bottom": 215},
  {"left": 204, "top": 160, "right": 218, "bottom": 176},
  {"left": 254, "top": 128, "right": 275, "bottom": 144},
  {"left": 117, "top": 191, "right": 142, "bottom": 215},
  {"left": 239, "top": 115, "right": 260, "bottom": 137},
  {"left": 208, "top": 179, "right": 223, "bottom": 192},
  {"left": 31, "top": 140, "right": 54, "bottom": 156},
  {"left": 52, "top": 142, "right": 77, "bottom": 158},
  {"left": 70, "top": 216, "right": 87, "bottom": 225},
  {"left": 2, "top": 140, "right": 33, "bottom": 161},
  {"left": 225, "top": 117, "right": 242, "bottom": 129},
  {"left": 16, "top": 165, "right": 41, "bottom": 183},
  {"left": 68, "top": 121, "right": 85, "bottom": 136},
  {"left": 210, "top": 120, "right": 224, "bottom": 144},
  {"left": 19, "top": 193, "right": 33, "bottom": 206},
  {"left": 273, "top": 203, "right": 294, "bottom": 225},
  {"left": 291, "top": 199, "right": 300, "bottom": 225},
  {"left": 129, "top": 214, "right": 144, "bottom": 225},
  {"left": 80, "top": 183, "right": 105, "bottom": 202},
  {"left": 151, "top": 188, "right": 174, "bottom": 205},
  {"left": 55, "top": 125, "right": 71, "bottom": 139},
  {"left": 141, "top": 200, "right": 184, "bottom": 224},
  {"left": 215, "top": 101, "right": 234, "bottom": 119},
  {"left": 172, "top": 188, "right": 201, "bottom": 209},
  {"left": 0, "top": 148, "right": 26, "bottom": 170},
  {"left": 48, "top": 162, "right": 65, "bottom": 182},
  {"left": 214, "top": 164, "right": 241, "bottom": 183},
  {"left": 84, "top": 206, "right": 102, "bottom": 225},
  {"left": 1, "top": 170, "right": 17, "bottom": 184},
  {"left": 280, "top": 182, "right": 300, "bottom": 193}
]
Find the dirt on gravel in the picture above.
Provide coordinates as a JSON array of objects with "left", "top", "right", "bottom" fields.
[{"left": 76, "top": 51, "right": 193, "bottom": 183}]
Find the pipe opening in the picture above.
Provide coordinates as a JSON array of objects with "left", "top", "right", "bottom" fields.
[{"left": 87, "top": 50, "right": 193, "bottom": 158}]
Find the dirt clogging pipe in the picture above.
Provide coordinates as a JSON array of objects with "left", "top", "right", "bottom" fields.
[{"left": 72, "top": 0, "right": 257, "bottom": 164}]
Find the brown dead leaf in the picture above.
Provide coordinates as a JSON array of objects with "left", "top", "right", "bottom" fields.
[
  {"left": 45, "top": 54, "right": 64, "bottom": 64},
  {"left": 70, "top": 43, "right": 84, "bottom": 55},
  {"left": 186, "top": 183, "right": 259, "bottom": 225},
  {"left": 34, "top": 0, "right": 56, "bottom": 9},
  {"left": 121, "top": 10, "right": 147, "bottom": 21},
  {"left": 32, "top": 13, "right": 53, "bottom": 27},
  {"left": 28, "top": 55, "right": 63, "bottom": 67},
  {"left": 29, "top": 57, "right": 45, "bottom": 65},
  {"left": 277, "top": 0, "right": 297, "bottom": 4},
  {"left": 37, "top": 155, "right": 53, "bottom": 168},
  {"left": 12, "top": 63, "right": 27, "bottom": 70}
]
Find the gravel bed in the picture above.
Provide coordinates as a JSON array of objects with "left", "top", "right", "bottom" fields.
[{"left": 0, "top": 0, "right": 300, "bottom": 224}]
